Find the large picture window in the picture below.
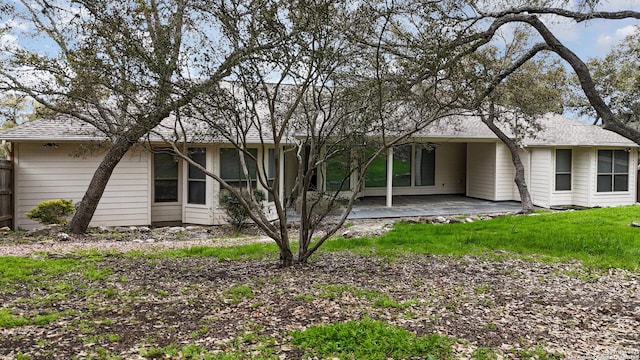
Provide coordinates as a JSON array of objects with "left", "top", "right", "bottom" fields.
[
  {"left": 187, "top": 148, "right": 206, "bottom": 204},
  {"left": 220, "top": 148, "right": 257, "bottom": 188},
  {"left": 555, "top": 149, "right": 572, "bottom": 191},
  {"left": 393, "top": 145, "right": 412, "bottom": 187},
  {"left": 154, "top": 152, "right": 178, "bottom": 202},
  {"left": 415, "top": 146, "right": 435, "bottom": 186},
  {"left": 326, "top": 151, "right": 351, "bottom": 191},
  {"left": 597, "top": 150, "right": 628, "bottom": 192},
  {"left": 364, "top": 150, "right": 387, "bottom": 188}
]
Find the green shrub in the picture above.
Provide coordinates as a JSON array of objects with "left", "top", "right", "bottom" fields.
[
  {"left": 219, "top": 189, "right": 265, "bottom": 231},
  {"left": 26, "top": 199, "right": 75, "bottom": 225}
]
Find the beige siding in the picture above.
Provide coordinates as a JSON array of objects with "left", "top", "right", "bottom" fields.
[
  {"left": 466, "top": 142, "right": 496, "bottom": 200},
  {"left": 494, "top": 143, "right": 517, "bottom": 201},
  {"left": 151, "top": 204, "right": 182, "bottom": 223},
  {"left": 15, "top": 142, "right": 150, "bottom": 230},
  {"left": 569, "top": 148, "right": 592, "bottom": 207},
  {"left": 529, "top": 148, "right": 551, "bottom": 208}
]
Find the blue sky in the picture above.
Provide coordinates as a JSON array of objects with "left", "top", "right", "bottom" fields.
[{"left": 541, "top": 0, "right": 640, "bottom": 60}]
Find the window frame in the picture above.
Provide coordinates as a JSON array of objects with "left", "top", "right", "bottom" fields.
[
  {"left": 596, "top": 149, "right": 629, "bottom": 193},
  {"left": 554, "top": 149, "right": 572, "bottom": 192}
]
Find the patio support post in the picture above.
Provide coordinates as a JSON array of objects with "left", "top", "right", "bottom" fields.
[
  {"left": 386, "top": 147, "right": 393, "bottom": 207},
  {"left": 279, "top": 146, "right": 285, "bottom": 204}
]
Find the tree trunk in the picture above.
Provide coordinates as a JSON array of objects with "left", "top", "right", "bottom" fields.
[
  {"left": 280, "top": 246, "right": 294, "bottom": 267},
  {"left": 481, "top": 113, "right": 534, "bottom": 213},
  {"left": 68, "top": 136, "right": 137, "bottom": 234}
]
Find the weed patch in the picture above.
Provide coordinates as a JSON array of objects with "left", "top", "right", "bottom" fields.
[{"left": 291, "top": 317, "right": 454, "bottom": 359}]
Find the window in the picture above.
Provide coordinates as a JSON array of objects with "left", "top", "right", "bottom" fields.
[
  {"left": 326, "top": 150, "right": 351, "bottom": 191},
  {"left": 393, "top": 145, "right": 412, "bottom": 187},
  {"left": 220, "top": 148, "right": 257, "bottom": 188},
  {"left": 597, "top": 150, "right": 629, "bottom": 192},
  {"left": 364, "top": 150, "right": 387, "bottom": 188},
  {"left": 154, "top": 152, "right": 178, "bottom": 202},
  {"left": 415, "top": 145, "right": 435, "bottom": 186},
  {"left": 555, "top": 149, "right": 572, "bottom": 191},
  {"left": 187, "top": 148, "right": 206, "bottom": 204},
  {"left": 267, "top": 148, "right": 276, "bottom": 201}
]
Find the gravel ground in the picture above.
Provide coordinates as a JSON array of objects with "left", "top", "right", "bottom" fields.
[{"left": 1, "top": 221, "right": 639, "bottom": 359}]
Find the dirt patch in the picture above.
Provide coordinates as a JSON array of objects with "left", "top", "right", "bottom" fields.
[{"left": 1, "top": 249, "right": 639, "bottom": 359}]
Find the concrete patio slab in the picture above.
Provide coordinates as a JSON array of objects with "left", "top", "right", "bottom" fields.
[{"left": 343, "top": 195, "right": 524, "bottom": 219}]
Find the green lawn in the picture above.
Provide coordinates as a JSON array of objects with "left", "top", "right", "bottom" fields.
[{"left": 324, "top": 205, "right": 640, "bottom": 271}]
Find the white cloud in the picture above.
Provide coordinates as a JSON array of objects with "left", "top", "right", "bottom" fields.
[
  {"left": 0, "top": 33, "right": 18, "bottom": 51},
  {"left": 596, "top": 24, "right": 639, "bottom": 52}
]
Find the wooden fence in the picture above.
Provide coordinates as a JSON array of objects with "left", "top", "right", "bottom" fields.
[{"left": 0, "top": 159, "right": 13, "bottom": 229}]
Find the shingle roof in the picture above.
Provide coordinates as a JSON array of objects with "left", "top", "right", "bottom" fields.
[
  {"left": 0, "top": 113, "right": 275, "bottom": 144},
  {"left": 415, "top": 113, "right": 637, "bottom": 147},
  {"left": 0, "top": 111, "right": 635, "bottom": 147}
]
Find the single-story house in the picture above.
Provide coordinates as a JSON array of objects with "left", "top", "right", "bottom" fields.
[{"left": 0, "top": 112, "right": 637, "bottom": 230}]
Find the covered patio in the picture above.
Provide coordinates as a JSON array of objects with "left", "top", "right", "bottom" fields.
[{"left": 344, "top": 195, "right": 524, "bottom": 219}]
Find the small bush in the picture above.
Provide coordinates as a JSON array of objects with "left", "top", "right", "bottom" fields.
[
  {"left": 26, "top": 199, "right": 75, "bottom": 225},
  {"left": 219, "top": 189, "right": 265, "bottom": 231}
]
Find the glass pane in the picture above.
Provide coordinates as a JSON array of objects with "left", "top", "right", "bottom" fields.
[
  {"left": 188, "top": 148, "right": 206, "bottom": 180},
  {"left": 154, "top": 180, "right": 178, "bottom": 202},
  {"left": 268, "top": 148, "right": 276, "bottom": 179},
  {"left": 555, "top": 149, "right": 571, "bottom": 173},
  {"left": 392, "top": 145, "right": 411, "bottom": 187},
  {"left": 326, "top": 151, "right": 351, "bottom": 191},
  {"left": 614, "top": 150, "right": 628, "bottom": 174},
  {"left": 154, "top": 153, "right": 178, "bottom": 179},
  {"left": 555, "top": 174, "right": 571, "bottom": 191},
  {"left": 416, "top": 146, "right": 435, "bottom": 186},
  {"left": 614, "top": 175, "right": 628, "bottom": 191},
  {"left": 220, "top": 148, "right": 257, "bottom": 180},
  {"left": 597, "top": 175, "right": 612, "bottom": 192},
  {"left": 597, "top": 150, "right": 612, "bottom": 174},
  {"left": 365, "top": 151, "right": 387, "bottom": 188},
  {"left": 188, "top": 181, "right": 206, "bottom": 204}
]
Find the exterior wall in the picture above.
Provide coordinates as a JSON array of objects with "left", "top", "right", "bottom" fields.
[
  {"left": 494, "top": 143, "right": 517, "bottom": 201},
  {"left": 528, "top": 146, "right": 637, "bottom": 209},
  {"left": 14, "top": 142, "right": 151, "bottom": 230},
  {"left": 571, "top": 147, "right": 592, "bottom": 207},
  {"left": 362, "top": 142, "right": 466, "bottom": 197},
  {"left": 182, "top": 145, "right": 280, "bottom": 226},
  {"left": 466, "top": 142, "right": 496, "bottom": 200},
  {"left": 528, "top": 148, "right": 551, "bottom": 208}
]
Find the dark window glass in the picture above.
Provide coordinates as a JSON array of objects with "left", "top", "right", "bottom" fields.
[
  {"left": 555, "top": 149, "right": 571, "bottom": 191},
  {"left": 393, "top": 145, "right": 412, "bottom": 187},
  {"left": 614, "top": 150, "right": 628, "bottom": 173},
  {"left": 365, "top": 150, "right": 387, "bottom": 188},
  {"left": 326, "top": 150, "right": 351, "bottom": 192},
  {"left": 416, "top": 146, "right": 435, "bottom": 186},
  {"left": 154, "top": 152, "right": 178, "bottom": 202},
  {"left": 597, "top": 150, "right": 612, "bottom": 173},
  {"left": 220, "top": 148, "right": 257, "bottom": 188},
  {"left": 188, "top": 148, "right": 206, "bottom": 204},
  {"left": 597, "top": 150, "right": 628, "bottom": 192}
]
